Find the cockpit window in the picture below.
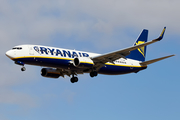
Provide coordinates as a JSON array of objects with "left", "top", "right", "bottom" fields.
[
  {"left": 17, "top": 47, "right": 22, "bottom": 50},
  {"left": 12, "top": 47, "right": 22, "bottom": 50}
]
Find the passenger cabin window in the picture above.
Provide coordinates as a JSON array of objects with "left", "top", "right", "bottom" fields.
[{"left": 12, "top": 47, "right": 22, "bottom": 50}]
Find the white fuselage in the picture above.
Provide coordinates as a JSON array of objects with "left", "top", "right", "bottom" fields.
[{"left": 6, "top": 44, "right": 146, "bottom": 75}]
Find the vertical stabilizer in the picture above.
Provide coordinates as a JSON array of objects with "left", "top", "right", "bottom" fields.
[{"left": 126, "top": 29, "right": 148, "bottom": 62}]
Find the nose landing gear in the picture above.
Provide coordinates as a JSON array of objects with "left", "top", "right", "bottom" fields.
[
  {"left": 21, "top": 66, "right": 26, "bottom": 71},
  {"left": 15, "top": 61, "right": 26, "bottom": 71}
]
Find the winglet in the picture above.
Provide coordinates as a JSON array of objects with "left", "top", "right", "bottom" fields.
[{"left": 156, "top": 27, "right": 166, "bottom": 40}]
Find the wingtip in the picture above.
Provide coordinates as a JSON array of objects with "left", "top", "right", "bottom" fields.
[
  {"left": 165, "top": 54, "right": 175, "bottom": 59},
  {"left": 157, "top": 27, "right": 166, "bottom": 40}
]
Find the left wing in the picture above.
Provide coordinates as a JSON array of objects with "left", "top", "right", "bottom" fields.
[{"left": 92, "top": 27, "right": 166, "bottom": 68}]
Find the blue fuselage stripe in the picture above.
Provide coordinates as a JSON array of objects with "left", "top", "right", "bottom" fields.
[{"left": 13, "top": 57, "right": 147, "bottom": 75}]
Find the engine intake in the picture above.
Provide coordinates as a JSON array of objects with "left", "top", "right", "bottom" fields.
[{"left": 41, "top": 68, "right": 60, "bottom": 78}]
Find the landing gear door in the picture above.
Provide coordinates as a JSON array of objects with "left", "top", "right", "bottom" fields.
[{"left": 29, "top": 46, "right": 34, "bottom": 55}]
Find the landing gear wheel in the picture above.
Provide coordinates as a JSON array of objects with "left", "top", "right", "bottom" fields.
[
  {"left": 74, "top": 77, "right": 78, "bottom": 82},
  {"left": 90, "top": 71, "right": 98, "bottom": 77},
  {"left": 21, "top": 67, "right": 26, "bottom": 71},
  {"left": 70, "top": 77, "right": 78, "bottom": 83},
  {"left": 90, "top": 72, "right": 94, "bottom": 77},
  {"left": 70, "top": 78, "right": 74, "bottom": 83},
  {"left": 93, "top": 71, "right": 98, "bottom": 76}
]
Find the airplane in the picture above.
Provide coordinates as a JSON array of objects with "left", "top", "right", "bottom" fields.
[{"left": 5, "top": 27, "right": 174, "bottom": 83}]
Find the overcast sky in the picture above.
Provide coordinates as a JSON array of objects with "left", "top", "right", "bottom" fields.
[{"left": 0, "top": 0, "right": 179, "bottom": 120}]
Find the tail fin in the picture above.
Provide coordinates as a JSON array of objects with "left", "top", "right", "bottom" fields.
[{"left": 126, "top": 29, "right": 148, "bottom": 62}]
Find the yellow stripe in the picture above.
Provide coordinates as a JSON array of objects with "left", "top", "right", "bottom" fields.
[
  {"left": 13, "top": 56, "right": 94, "bottom": 65},
  {"left": 105, "top": 63, "right": 143, "bottom": 68},
  {"left": 160, "top": 28, "right": 166, "bottom": 37},
  {"left": 80, "top": 61, "right": 94, "bottom": 64},
  {"left": 12, "top": 56, "right": 74, "bottom": 60}
]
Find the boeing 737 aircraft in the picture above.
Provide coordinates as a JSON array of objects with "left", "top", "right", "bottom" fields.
[{"left": 6, "top": 27, "right": 174, "bottom": 83}]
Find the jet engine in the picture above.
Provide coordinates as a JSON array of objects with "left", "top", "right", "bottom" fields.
[
  {"left": 41, "top": 68, "right": 60, "bottom": 78},
  {"left": 72, "top": 57, "right": 94, "bottom": 68}
]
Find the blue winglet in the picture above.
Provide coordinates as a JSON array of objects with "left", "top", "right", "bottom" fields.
[{"left": 157, "top": 27, "right": 166, "bottom": 40}]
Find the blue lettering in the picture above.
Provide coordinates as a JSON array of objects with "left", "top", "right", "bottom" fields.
[
  {"left": 40, "top": 47, "right": 48, "bottom": 54},
  {"left": 36, "top": 47, "right": 89, "bottom": 58},
  {"left": 72, "top": 52, "right": 78, "bottom": 58},
  {"left": 34, "top": 46, "right": 39, "bottom": 52},
  {"left": 56, "top": 49, "right": 63, "bottom": 56},
  {"left": 63, "top": 50, "right": 71, "bottom": 58},
  {"left": 79, "top": 52, "right": 82, "bottom": 57},
  {"left": 48, "top": 48, "right": 54, "bottom": 55},
  {"left": 82, "top": 53, "right": 89, "bottom": 57}
]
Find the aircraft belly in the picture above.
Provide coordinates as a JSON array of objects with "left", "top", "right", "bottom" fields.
[{"left": 98, "top": 65, "right": 147, "bottom": 75}]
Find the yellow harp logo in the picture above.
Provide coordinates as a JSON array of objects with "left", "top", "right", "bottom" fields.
[{"left": 136, "top": 41, "right": 145, "bottom": 57}]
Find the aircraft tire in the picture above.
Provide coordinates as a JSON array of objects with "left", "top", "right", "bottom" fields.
[
  {"left": 90, "top": 71, "right": 98, "bottom": 77},
  {"left": 70, "top": 78, "right": 75, "bottom": 83},
  {"left": 21, "top": 67, "right": 26, "bottom": 71},
  {"left": 90, "top": 72, "right": 94, "bottom": 77},
  {"left": 74, "top": 77, "right": 78, "bottom": 82},
  {"left": 70, "top": 77, "right": 78, "bottom": 83},
  {"left": 93, "top": 71, "right": 98, "bottom": 76}
]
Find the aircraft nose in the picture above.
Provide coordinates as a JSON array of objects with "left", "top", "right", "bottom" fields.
[{"left": 5, "top": 50, "right": 14, "bottom": 59}]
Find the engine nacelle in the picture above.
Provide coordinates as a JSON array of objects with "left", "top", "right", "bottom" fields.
[
  {"left": 72, "top": 57, "right": 94, "bottom": 68},
  {"left": 41, "top": 68, "right": 60, "bottom": 78}
]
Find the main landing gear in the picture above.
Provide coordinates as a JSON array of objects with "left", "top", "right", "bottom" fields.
[
  {"left": 70, "top": 74, "right": 78, "bottom": 83},
  {"left": 90, "top": 71, "right": 98, "bottom": 77},
  {"left": 70, "top": 71, "right": 98, "bottom": 83}
]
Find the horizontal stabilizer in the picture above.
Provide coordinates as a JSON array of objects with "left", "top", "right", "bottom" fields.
[{"left": 140, "top": 55, "right": 175, "bottom": 66}]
